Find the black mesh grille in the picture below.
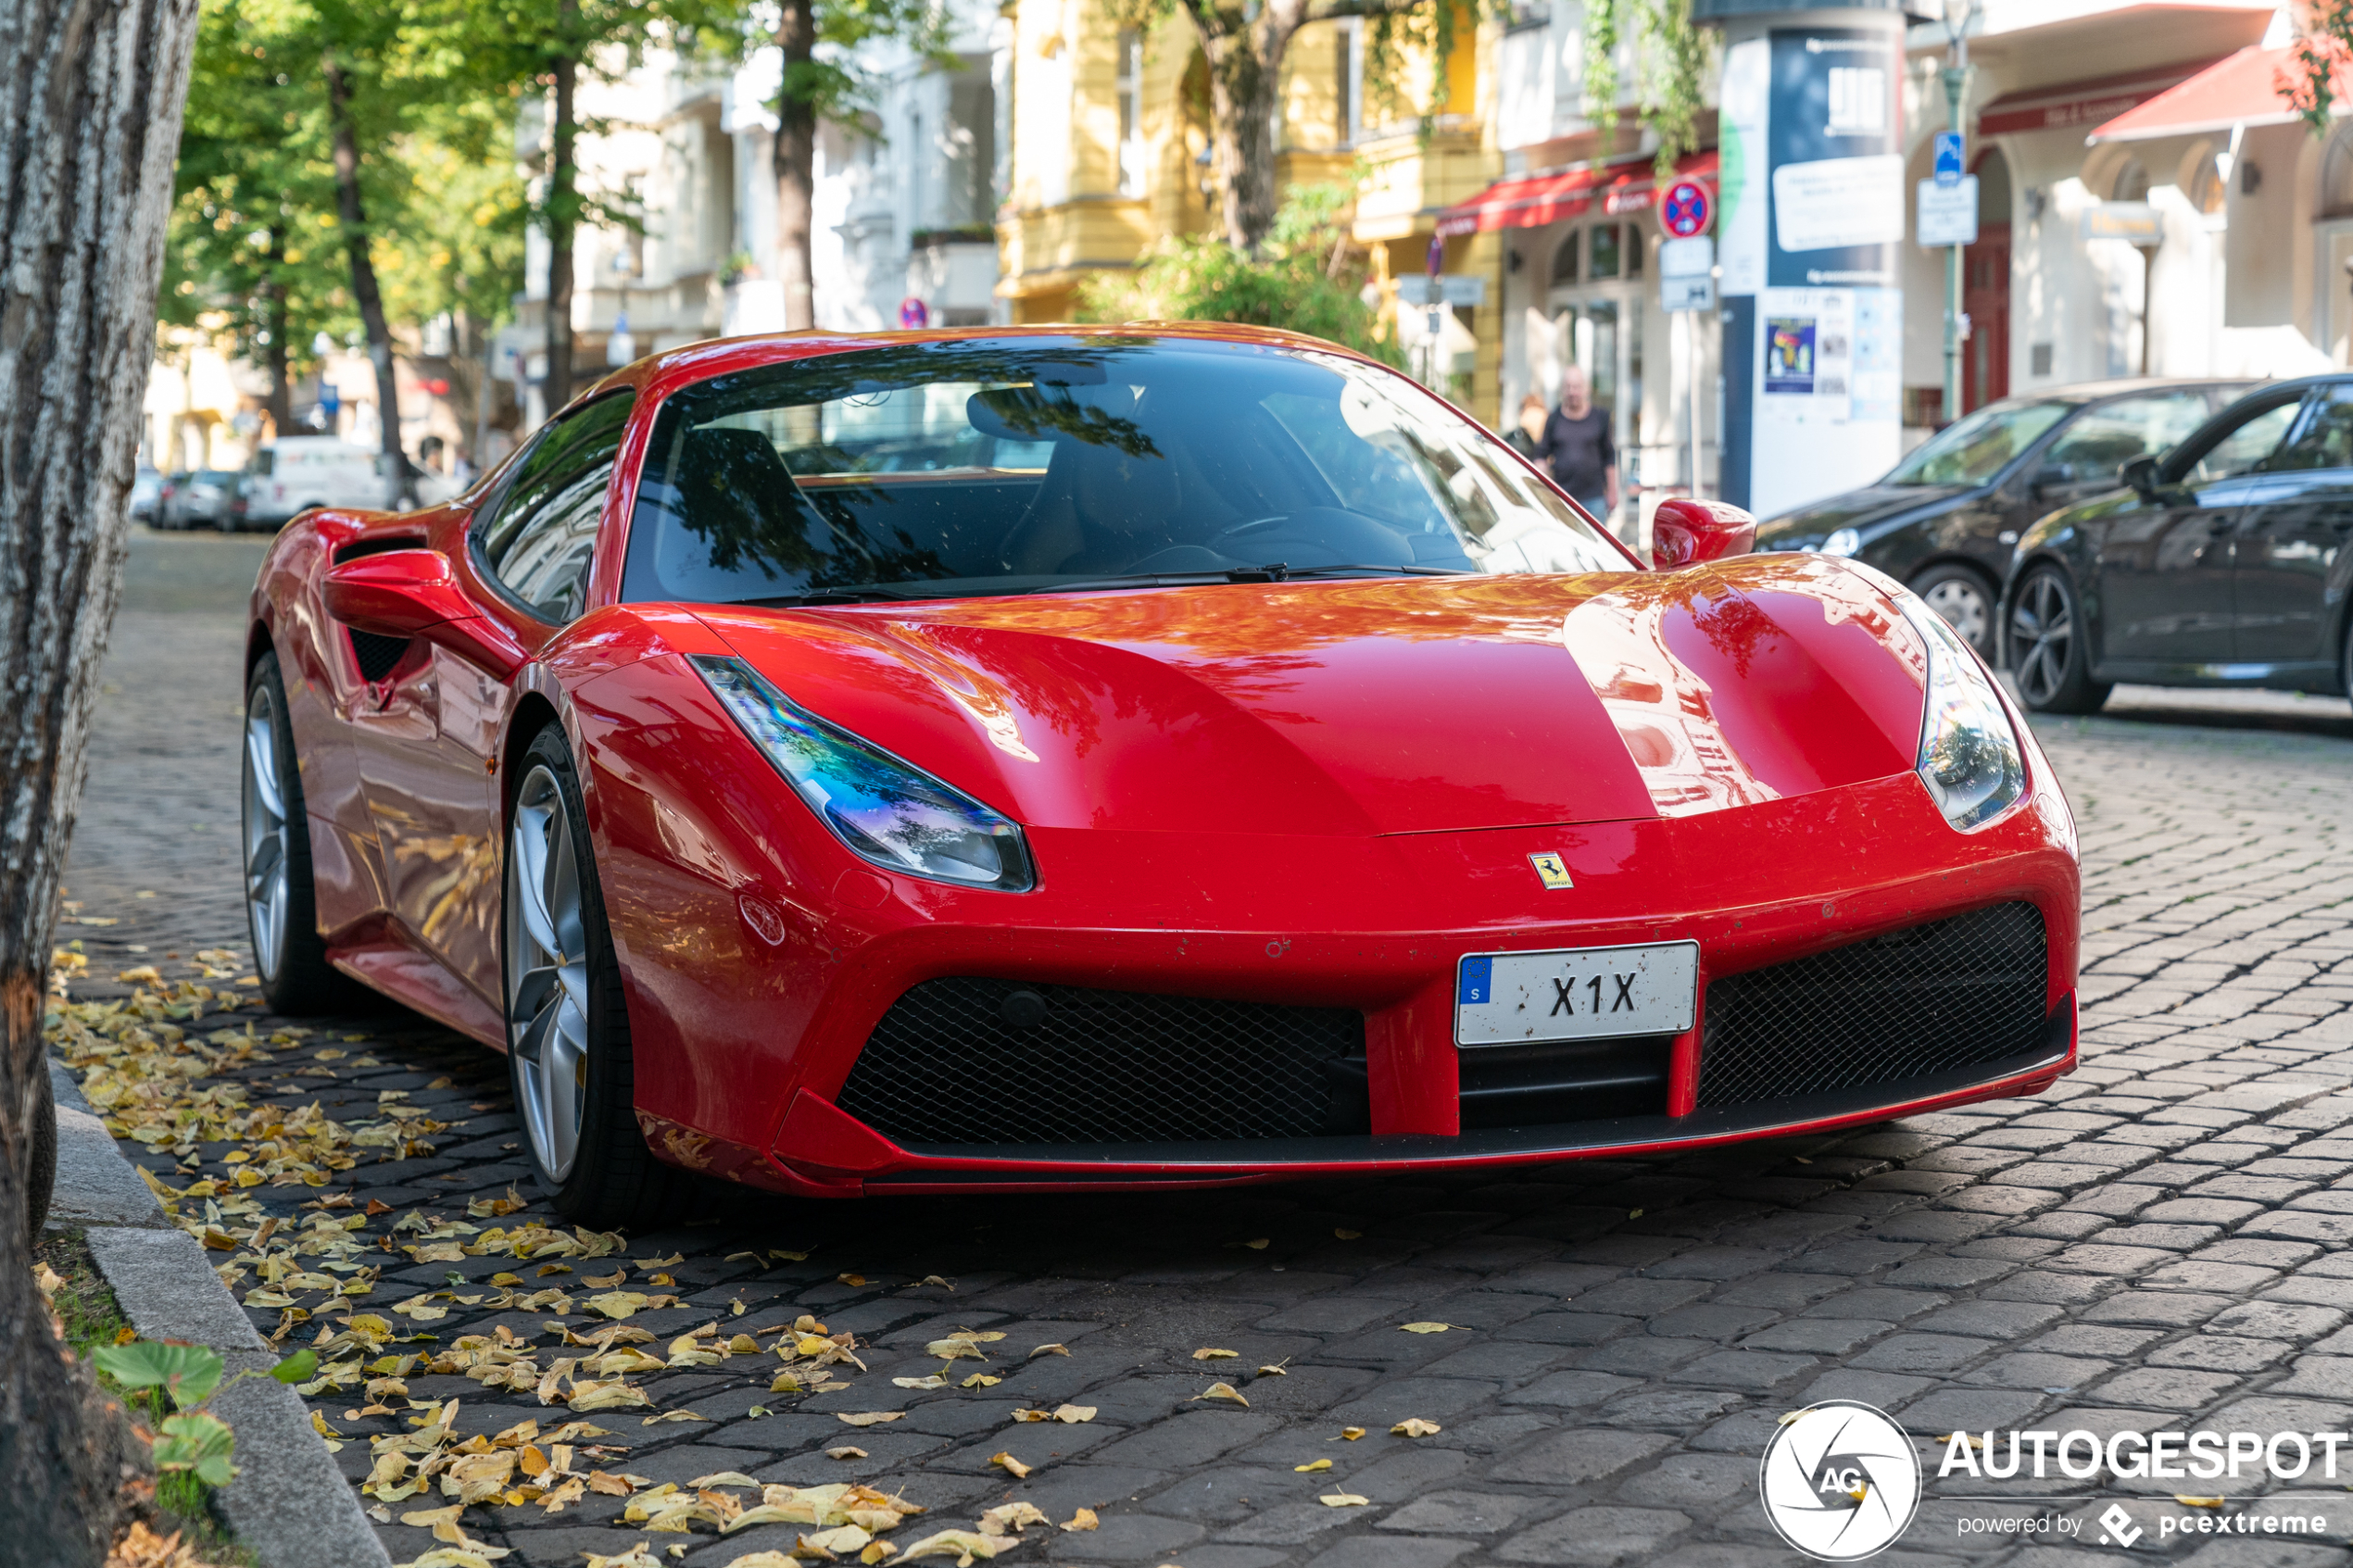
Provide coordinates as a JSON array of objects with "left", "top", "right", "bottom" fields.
[
  {"left": 349, "top": 630, "right": 411, "bottom": 683},
  {"left": 1696, "top": 902, "right": 2048, "bottom": 1110},
  {"left": 837, "top": 977, "right": 1366, "bottom": 1144}
]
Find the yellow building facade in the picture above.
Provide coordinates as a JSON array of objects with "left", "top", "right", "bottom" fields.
[{"left": 995, "top": 0, "right": 1508, "bottom": 420}]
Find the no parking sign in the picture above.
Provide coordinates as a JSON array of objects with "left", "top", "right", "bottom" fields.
[{"left": 1661, "top": 178, "right": 1712, "bottom": 239}]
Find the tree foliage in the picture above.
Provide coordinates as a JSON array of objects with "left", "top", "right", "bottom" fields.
[
  {"left": 2284, "top": 0, "right": 2353, "bottom": 137},
  {"left": 1582, "top": 0, "right": 1710, "bottom": 181},
  {"left": 1076, "top": 182, "right": 1404, "bottom": 365}
]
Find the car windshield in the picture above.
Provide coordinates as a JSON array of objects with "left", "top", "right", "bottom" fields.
[
  {"left": 622, "top": 335, "right": 1628, "bottom": 606},
  {"left": 1883, "top": 398, "right": 2070, "bottom": 487}
]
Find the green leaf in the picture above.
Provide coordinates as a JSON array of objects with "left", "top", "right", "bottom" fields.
[
  {"left": 92, "top": 1341, "right": 226, "bottom": 1410},
  {"left": 271, "top": 1349, "right": 320, "bottom": 1385},
  {"left": 156, "top": 1411, "right": 238, "bottom": 1488}
]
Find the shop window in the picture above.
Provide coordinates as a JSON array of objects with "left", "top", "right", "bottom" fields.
[
  {"left": 1552, "top": 232, "right": 1579, "bottom": 284},
  {"left": 1588, "top": 223, "right": 1620, "bottom": 280},
  {"left": 1626, "top": 229, "right": 1642, "bottom": 276}
]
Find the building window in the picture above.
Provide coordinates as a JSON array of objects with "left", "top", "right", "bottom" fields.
[
  {"left": 1117, "top": 31, "right": 1145, "bottom": 196},
  {"left": 1588, "top": 222, "right": 1620, "bottom": 280},
  {"left": 1336, "top": 19, "right": 1363, "bottom": 145},
  {"left": 1552, "top": 231, "right": 1579, "bottom": 284}
]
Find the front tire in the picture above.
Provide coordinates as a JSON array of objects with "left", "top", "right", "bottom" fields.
[
  {"left": 243, "top": 652, "right": 354, "bottom": 1011},
  {"left": 504, "top": 725, "right": 683, "bottom": 1228},
  {"left": 2008, "top": 564, "right": 2111, "bottom": 715},
  {"left": 1910, "top": 562, "right": 1997, "bottom": 659}
]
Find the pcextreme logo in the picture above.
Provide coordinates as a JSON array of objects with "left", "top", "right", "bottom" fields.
[{"left": 1759, "top": 1401, "right": 1922, "bottom": 1561}]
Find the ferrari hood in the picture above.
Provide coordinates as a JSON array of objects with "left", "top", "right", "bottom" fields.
[{"left": 692, "top": 558, "right": 1929, "bottom": 836}]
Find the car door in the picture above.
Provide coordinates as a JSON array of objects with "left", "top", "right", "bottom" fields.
[
  {"left": 2091, "top": 390, "right": 2303, "bottom": 667},
  {"left": 2231, "top": 380, "right": 2353, "bottom": 671},
  {"left": 351, "top": 393, "right": 634, "bottom": 1007}
]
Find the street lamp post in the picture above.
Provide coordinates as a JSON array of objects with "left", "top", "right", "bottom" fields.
[{"left": 1942, "top": 0, "right": 1978, "bottom": 424}]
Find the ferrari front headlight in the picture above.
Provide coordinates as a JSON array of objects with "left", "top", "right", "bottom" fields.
[
  {"left": 693, "top": 656, "right": 1036, "bottom": 891},
  {"left": 1902, "top": 599, "right": 2025, "bottom": 832}
]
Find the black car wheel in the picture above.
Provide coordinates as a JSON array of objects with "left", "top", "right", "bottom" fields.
[
  {"left": 503, "top": 723, "right": 687, "bottom": 1229},
  {"left": 1910, "top": 563, "right": 1997, "bottom": 659},
  {"left": 2008, "top": 565, "right": 2111, "bottom": 715}
]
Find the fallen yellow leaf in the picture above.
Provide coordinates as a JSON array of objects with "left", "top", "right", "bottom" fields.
[
  {"left": 1319, "top": 1493, "right": 1370, "bottom": 1508},
  {"left": 1399, "top": 1323, "right": 1457, "bottom": 1335},
  {"left": 989, "top": 1450, "right": 1031, "bottom": 1479},
  {"left": 1334, "top": 1229, "right": 1362, "bottom": 1240},
  {"left": 826, "top": 1446, "right": 866, "bottom": 1461},
  {"left": 1192, "top": 1382, "right": 1248, "bottom": 1408},
  {"left": 1238, "top": 1238, "right": 1270, "bottom": 1249},
  {"left": 837, "top": 1273, "right": 868, "bottom": 1287},
  {"left": 1029, "top": 1344, "right": 1067, "bottom": 1358},
  {"left": 2175, "top": 1496, "right": 2225, "bottom": 1509},
  {"left": 837, "top": 1411, "right": 903, "bottom": 1427},
  {"left": 1340, "top": 1427, "right": 1365, "bottom": 1440},
  {"left": 1193, "top": 1348, "right": 1239, "bottom": 1361},
  {"left": 1391, "top": 1418, "right": 1441, "bottom": 1437},
  {"left": 1060, "top": 1508, "right": 1098, "bottom": 1532},
  {"left": 1295, "top": 1459, "right": 1332, "bottom": 1473}
]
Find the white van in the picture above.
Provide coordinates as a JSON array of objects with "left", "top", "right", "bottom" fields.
[{"left": 233, "top": 437, "right": 461, "bottom": 530}]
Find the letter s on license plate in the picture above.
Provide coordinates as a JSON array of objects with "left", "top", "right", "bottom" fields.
[{"left": 1455, "top": 941, "right": 1700, "bottom": 1047}]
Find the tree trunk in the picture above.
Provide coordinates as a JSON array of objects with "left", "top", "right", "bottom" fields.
[
  {"left": 321, "top": 53, "right": 408, "bottom": 508},
  {"left": 772, "top": 0, "right": 818, "bottom": 331},
  {"left": 1186, "top": 2, "right": 1301, "bottom": 254},
  {"left": 262, "top": 225, "right": 292, "bottom": 439},
  {"left": 0, "top": 0, "right": 200, "bottom": 1560},
  {"left": 547, "top": 12, "right": 578, "bottom": 413}
]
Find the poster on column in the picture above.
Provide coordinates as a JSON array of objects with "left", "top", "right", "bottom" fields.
[{"left": 1743, "top": 24, "right": 1905, "bottom": 520}]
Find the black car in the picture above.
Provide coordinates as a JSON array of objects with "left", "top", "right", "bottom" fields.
[
  {"left": 1754, "top": 379, "right": 2247, "bottom": 657},
  {"left": 2005, "top": 372, "right": 2353, "bottom": 713}
]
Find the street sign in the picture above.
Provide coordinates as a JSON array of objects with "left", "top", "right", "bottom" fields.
[
  {"left": 1661, "top": 179, "right": 1712, "bottom": 238},
  {"left": 1933, "top": 131, "right": 1964, "bottom": 187},
  {"left": 2081, "top": 202, "right": 2160, "bottom": 242},
  {"left": 1662, "top": 275, "right": 1716, "bottom": 312},
  {"left": 1659, "top": 236, "right": 1714, "bottom": 278},
  {"left": 1395, "top": 275, "right": 1487, "bottom": 307},
  {"left": 899, "top": 296, "right": 930, "bottom": 329},
  {"left": 1918, "top": 177, "right": 1979, "bottom": 248}
]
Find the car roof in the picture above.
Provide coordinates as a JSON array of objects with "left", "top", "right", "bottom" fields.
[{"left": 2015, "top": 376, "right": 2255, "bottom": 406}]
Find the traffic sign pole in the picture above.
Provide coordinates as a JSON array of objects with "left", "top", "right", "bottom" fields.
[{"left": 1659, "top": 177, "right": 1715, "bottom": 505}]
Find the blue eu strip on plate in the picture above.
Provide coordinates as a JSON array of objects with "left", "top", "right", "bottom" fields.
[{"left": 1458, "top": 955, "right": 1492, "bottom": 1006}]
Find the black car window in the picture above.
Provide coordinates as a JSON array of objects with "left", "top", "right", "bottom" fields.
[
  {"left": 2176, "top": 395, "right": 2304, "bottom": 486},
  {"left": 1883, "top": 398, "right": 2069, "bottom": 486},
  {"left": 475, "top": 393, "right": 635, "bottom": 621},
  {"left": 2265, "top": 383, "right": 2353, "bottom": 473},
  {"left": 2044, "top": 393, "right": 2211, "bottom": 481}
]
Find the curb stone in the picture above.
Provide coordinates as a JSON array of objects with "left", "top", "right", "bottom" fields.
[{"left": 45, "top": 1059, "right": 395, "bottom": 1568}]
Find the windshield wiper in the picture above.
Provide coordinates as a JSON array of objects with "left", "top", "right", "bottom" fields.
[
  {"left": 1028, "top": 562, "right": 1469, "bottom": 595},
  {"left": 745, "top": 583, "right": 933, "bottom": 607}
]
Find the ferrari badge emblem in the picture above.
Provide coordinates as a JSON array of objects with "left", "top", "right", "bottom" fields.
[{"left": 1529, "top": 852, "right": 1574, "bottom": 890}]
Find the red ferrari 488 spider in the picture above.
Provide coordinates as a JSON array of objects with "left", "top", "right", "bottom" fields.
[{"left": 242, "top": 326, "right": 2079, "bottom": 1225}]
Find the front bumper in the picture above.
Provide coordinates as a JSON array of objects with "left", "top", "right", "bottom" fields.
[{"left": 607, "top": 752, "right": 2079, "bottom": 1196}]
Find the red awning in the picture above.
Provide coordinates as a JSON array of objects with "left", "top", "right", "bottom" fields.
[
  {"left": 1977, "top": 57, "right": 2228, "bottom": 138},
  {"left": 2087, "top": 44, "right": 2340, "bottom": 142},
  {"left": 1436, "top": 150, "right": 1718, "bottom": 239}
]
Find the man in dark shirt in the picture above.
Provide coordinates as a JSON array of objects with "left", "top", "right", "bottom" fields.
[{"left": 1535, "top": 367, "right": 1618, "bottom": 529}]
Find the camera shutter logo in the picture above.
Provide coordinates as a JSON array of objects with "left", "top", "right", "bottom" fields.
[{"left": 1758, "top": 1401, "right": 1921, "bottom": 1561}]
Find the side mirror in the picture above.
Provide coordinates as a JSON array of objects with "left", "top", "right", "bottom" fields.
[
  {"left": 2119, "top": 454, "right": 2161, "bottom": 496},
  {"left": 321, "top": 549, "right": 523, "bottom": 677},
  {"left": 1650, "top": 498, "right": 1757, "bottom": 571}
]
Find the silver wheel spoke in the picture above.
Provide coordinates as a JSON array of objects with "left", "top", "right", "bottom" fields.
[
  {"left": 242, "top": 686, "right": 292, "bottom": 984},
  {"left": 508, "top": 762, "right": 593, "bottom": 1184}
]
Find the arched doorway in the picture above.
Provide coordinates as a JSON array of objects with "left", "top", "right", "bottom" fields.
[{"left": 1962, "top": 148, "right": 2011, "bottom": 412}]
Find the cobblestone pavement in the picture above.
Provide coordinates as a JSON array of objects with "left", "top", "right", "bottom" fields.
[{"left": 53, "top": 529, "right": 2353, "bottom": 1568}]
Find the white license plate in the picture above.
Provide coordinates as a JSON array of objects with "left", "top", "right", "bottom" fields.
[{"left": 1455, "top": 941, "right": 1700, "bottom": 1047}]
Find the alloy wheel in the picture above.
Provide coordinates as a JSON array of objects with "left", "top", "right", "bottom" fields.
[
  {"left": 1920, "top": 575, "right": 1990, "bottom": 653},
  {"left": 2009, "top": 571, "right": 2074, "bottom": 708},
  {"left": 241, "top": 684, "right": 290, "bottom": 982},
  {"left": 507, "top": 764, "right": 591, "bottom": 1182}
]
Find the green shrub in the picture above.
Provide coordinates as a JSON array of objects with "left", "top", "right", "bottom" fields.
[{"left": 1077, "top": 182, "right": 1404, "bottom": 368}]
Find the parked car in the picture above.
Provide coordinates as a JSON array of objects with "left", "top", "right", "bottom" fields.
[
  {"left": 129, "top": 465, "right": 161, "bottom": 523},
  {"left": 242, "top": 326, "right": 2079, "bottom": 1224},
  {"left": 1753, "top": 379, "right": 2250, "bottom": 657},
  {"left": 2005, "top": 372, "right": 2353, "bottom": 713},
  {"left": 233, "top": 436, "right": 459, "bottom": 530},
  {"left": 157, "top": 469, "right": 241, "bottom": 530}
]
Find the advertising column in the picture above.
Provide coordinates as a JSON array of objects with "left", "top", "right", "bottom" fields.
[{"left": 1705, "top": 1, "right": 1906, "bottom": 519}]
